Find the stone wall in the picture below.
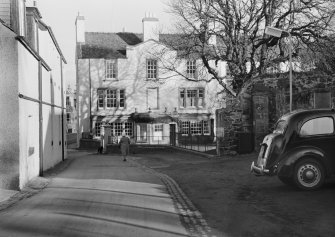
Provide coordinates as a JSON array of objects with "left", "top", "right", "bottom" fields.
[
  {"left": 258, "top": 72, "right": 335, "bottom": 129},
  {"left": 216, "top": 93, "right": 252, "bottom": 155},
  {"left": 217, "top": 72, "right": 335, "bottom": 154}
]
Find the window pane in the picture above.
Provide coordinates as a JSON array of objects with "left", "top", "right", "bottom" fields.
[
  {"left": 181, "top": 121, "right": 189, "bottom": 135},
  {"left": 120, "top": 90, "right": 125, "bottom": 108},
  {"left": 190, "top": 121, "right": 202, "bottom": 135},
  {"left": 198, "top": 89, "right": 204, "bottom": 107},
  {"left": 300, "top": 117, "right": 334, "bottom": 136},
  {"left": 187, "top": 90, "right": 197, "bottom": 107},
  {"left": 203, "top": 120, "right": 209, "bottom": 134},
  {"left": 106, "top": 60, "right": 116, "bottom": 79},
  {"left": 97, "top": 90, "right": 104, "bottom": 108},
  {"left": 179, "top": 89, "right": 185, "bottom": 108},
  {"left": 147, "top": 60, "right": 157, "bottom": 79},
  {"left": 187, "top": 60, "right": 196, "bottom": 79},
  {"left": 95, "top": 122, "right": 102, "bottom": 136},
  {"left": 153, "top": 124, "right": 163, "bottom": 141},
  {"left": 114, "top": 123, "right": 123, "bottom": 136},
  {"left": 125, "top": 122, "right": 133, "bottom": 136},
  {"left": 106, "top": 89, "right": 117, "bottom": 108}
]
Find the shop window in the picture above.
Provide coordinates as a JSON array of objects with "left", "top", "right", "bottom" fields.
[
  {"left": 180, "top": 120, "right": 210, "bottom": 135},
  {"left": 153, "top": 124, "right": 163, "bottom": 141},
  {"left": 190, "top": 121, "right": 202, "bottom": 135},
  {"left": 95, "top": 122, "right": 102, "bottom": 137}
]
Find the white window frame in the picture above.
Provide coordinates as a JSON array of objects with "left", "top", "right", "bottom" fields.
[
  {"left": 106, "top": 89, "right": 117, "bottom": 108},
  {"left": 186, "top": 60, "right": 197, "bottom": 79},
  {"left": 97, "top": 88, "right": 126, "bottom": 110},
  {"left": 119, "top": 90, "right": 125, "bottom": 108},
  {"left": 97, "top": 89, "right": 105, "bottom": 109},
  {"left": 153, "top": 124, "right": 163, "bottom": 141},
  {"left": 147, "top": 59, "right": 157, "bottom": 79},
  {"left": 179, "top": 88, "right": 205, "bottom": 108},
  {"left": 95, "top": 122, "right": 102, "bottom": 137},
  {"left": 105, "top": 59, "right": 117, "bottom": 80}
]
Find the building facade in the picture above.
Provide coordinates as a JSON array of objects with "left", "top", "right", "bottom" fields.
[
  {"left": 0, "top": 0, "right": 67, "bottom": 190},
  {"left": 75, "top": 14, "right": 227, "bottom": 146},
  {"left": 66, "top": 86, "right": 77, "bottom": 134}
]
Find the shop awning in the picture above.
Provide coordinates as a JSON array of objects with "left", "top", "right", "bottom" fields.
[
  {"left": 91, "top": 115, "right": 131, "bottom": 123},
  {"left": 129, "top": 112, "right": 178, "bottom": 123}
]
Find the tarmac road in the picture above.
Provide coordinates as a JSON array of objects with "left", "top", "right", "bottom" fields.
[
  {"left": 0, "top": 151, "right": 190, "bottom": 237},
  {"left": 133, "top": 148, "right": 335, "bottom": 237}
]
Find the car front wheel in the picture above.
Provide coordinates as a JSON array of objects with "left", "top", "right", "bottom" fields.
[{"left": 293, "top": 158, "right": 325, "bottom": 190}]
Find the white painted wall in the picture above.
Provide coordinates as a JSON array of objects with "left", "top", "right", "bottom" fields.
[
  {"left": 78, "top": 40, "right": 225, "bottom": 137},
  {"left": 19, "top": 100, "right": 39, "bottom": 189},
  {"left": 18, "top": 44, "right": 39, "bottom": 100},
  {"left": 77, "top": 59, "right": 91, "bottom": 137},
  {"left": 0, "top": 0, "right": 11, "bottom": 25},
  {"left": 0, "top": 23, "right": 20, "bottom": 190},
  {"left": 17, "top": 43, "right": 41, "bottom": 189},
  {"left": 39, "top": 26, "right": 66, "bottom": 168}
]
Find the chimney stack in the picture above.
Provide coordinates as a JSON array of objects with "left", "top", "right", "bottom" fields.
[
  {"left": 75, "top": 13, "right": 85, "bottom": 44},
  {"left": 10, "top": 0, "right": 27, "bottom": 37},
  {"left": 142, "top": 12, "right": 159, "bottom": 42}
]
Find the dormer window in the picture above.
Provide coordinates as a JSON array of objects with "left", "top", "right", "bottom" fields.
[
  {"left": 105, "top": 59, "right": 117, "bottom": 80},
  {"left": 147, "top": 59, "right": 157, "bottom": 79},
  {"left": 186, "top": 60, "right": 197, "bottom": 79}
]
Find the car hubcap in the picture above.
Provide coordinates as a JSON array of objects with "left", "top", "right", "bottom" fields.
[{"left": 297, "top": 164, "right": 320, "bottom": 188}]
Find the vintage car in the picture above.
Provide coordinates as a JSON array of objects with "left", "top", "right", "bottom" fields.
[{"left": 251, "top": 109, "right": 335, "bottom": 190}]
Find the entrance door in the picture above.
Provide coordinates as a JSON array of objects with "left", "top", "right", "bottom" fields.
[
  {"left": 170, "top": 124, "right": 176, "bottom": 146},
  {"left": 137, "top": 124, "right": 147, "bottom": 142}
]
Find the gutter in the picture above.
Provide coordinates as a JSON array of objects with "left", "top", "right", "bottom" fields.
[
  {"left": 38, "top": 19, "right": 67, "bottom": 64},
  {"left": 15, "top": 36, "right": 51, "bottom": 71}
]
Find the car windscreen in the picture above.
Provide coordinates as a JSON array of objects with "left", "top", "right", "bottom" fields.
[{"left": 273, "top": 120, "right": 287, "bottom": 134}]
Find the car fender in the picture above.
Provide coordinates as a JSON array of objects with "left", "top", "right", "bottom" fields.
[{"left": 277, "top": 146, "right": 331, "bottom": 178}]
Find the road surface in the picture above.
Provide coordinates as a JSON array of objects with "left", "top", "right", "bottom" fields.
[{"left": 0, "top": 151, "right": 189, "bottom": 237}]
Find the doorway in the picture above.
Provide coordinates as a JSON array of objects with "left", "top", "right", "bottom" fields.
[
  {"left": 169, "top": 124, "right": 176, "bottom": 146},
  {"left": 136, "top": 123, "right": 147, "bottom": 142}
]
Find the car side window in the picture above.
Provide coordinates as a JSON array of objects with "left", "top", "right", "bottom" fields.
[{"left": 299, "top": 116, "right": 334, "bottom": 136}]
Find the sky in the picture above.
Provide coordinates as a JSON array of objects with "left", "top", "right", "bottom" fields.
[{"left": 27, "top": 0, "right": 176, "bottom": 89}]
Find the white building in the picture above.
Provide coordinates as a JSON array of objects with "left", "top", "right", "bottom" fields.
[
  {"left": 0, "top": 0, "right": 67, "bottom": 190},
  {"left": 75, "top": 14, "right": 227, "bottom": 146}
]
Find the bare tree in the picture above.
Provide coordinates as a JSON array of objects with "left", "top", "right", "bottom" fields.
[{"left": 165, "top": 0, "right": 335, "bottom": 96}]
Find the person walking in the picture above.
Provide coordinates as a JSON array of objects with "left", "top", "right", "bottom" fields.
[{"left": 119, "top": 131, "right": 130, "bottom": 161}]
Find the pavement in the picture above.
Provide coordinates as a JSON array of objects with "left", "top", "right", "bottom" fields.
[
  {"left": 0, "top": 189, "right": 18, "bottom": 203},
  {"left": 0, "top": 150, "right": 213, "bottom": 237}
]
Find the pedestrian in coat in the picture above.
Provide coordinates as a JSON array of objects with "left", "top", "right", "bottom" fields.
[{"left": 119, "top": 132, "right": 130, "bottom": 161}]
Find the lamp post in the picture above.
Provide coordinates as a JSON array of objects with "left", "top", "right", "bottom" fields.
[{"left": 265, "top": 26, "right": 293, "bottom": 112}]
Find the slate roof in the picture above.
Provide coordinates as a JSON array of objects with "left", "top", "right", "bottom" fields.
[{"left": 78, "top": 32, "right": 186, "bottom": 59}]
